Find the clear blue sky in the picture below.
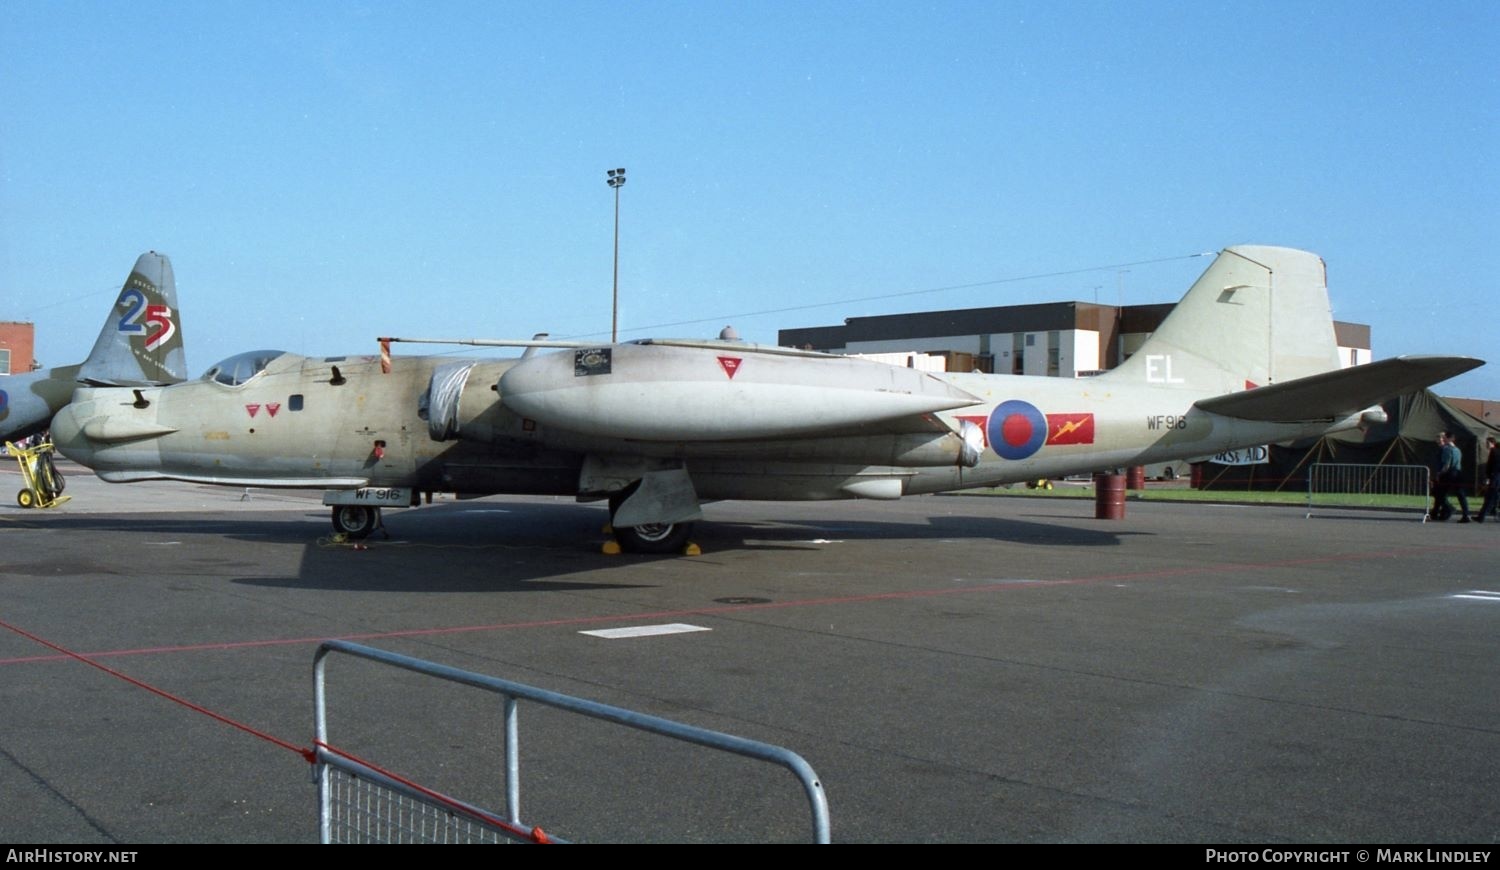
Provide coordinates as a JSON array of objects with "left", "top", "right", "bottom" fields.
[{"left": 4, "top": 1, "right": 1496, "bottom": 397}]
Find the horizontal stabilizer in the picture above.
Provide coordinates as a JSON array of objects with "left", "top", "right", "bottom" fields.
[{"left": 1195, "top": 356, "right": 1484, "bottom": 422}]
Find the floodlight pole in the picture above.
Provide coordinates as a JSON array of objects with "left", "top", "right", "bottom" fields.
[{"left": 607, "top": 167, "right": 627, "bottom": 342}]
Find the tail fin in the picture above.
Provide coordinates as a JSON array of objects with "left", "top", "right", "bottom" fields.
[
  {"left": 1108, "top": 246, "right": 1340, "bottom": 393},
  {"left": 77, "top": 251, "right": 186, "bottom": 386}
]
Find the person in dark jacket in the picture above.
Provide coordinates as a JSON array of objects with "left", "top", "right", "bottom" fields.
[
  {"left": 1432, "top": 431, "right": 1472, "bottom": 522},
  {"left": 1478, "top": 435, "right": 1499, "bottom": 523}
]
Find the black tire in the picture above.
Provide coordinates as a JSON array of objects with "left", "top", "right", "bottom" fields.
[
  {"left": 614, "top": 521, "right": 694, "bottom": 555},
  {"left": 17, "top": 489, "right": 35, "bottom": 509},
  {"left": 330, "top": 505, "right": 379, "bottom": 539},
  {"left": 37, "top": 453, "right": 63, "bottom": 496},
  {"left": 607, "top": 485, "right": 693, "bottom": 554}
]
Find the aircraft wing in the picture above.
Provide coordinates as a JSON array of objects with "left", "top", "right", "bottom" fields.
[{"left": 1194, "top": 355, "right": 1484, "bottom": 422}]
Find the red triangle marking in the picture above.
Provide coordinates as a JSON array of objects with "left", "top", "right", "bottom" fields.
[
  {"left": 245, "top": 403, "right": 260, "bottom": 418},
  {"left": 717, "top": 356, "right": 742, "bottom": 379}
]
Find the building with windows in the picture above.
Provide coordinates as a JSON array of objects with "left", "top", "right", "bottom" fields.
[
  {"left": 0, "top": 321, "right": 36, "bottom": 375},
  {"left": 779, "top": 301, "right": 1372, "bottom": 376}
]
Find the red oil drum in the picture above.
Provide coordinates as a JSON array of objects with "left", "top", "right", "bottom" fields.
[{"left": 1095, "top": 473, "right": 1126, "bottom": 520}]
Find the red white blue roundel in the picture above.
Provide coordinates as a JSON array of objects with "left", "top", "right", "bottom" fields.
[{"left": 987, "top": 399, "right": 1047, "bottom": 460}]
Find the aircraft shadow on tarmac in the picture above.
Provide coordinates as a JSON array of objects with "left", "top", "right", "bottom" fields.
[
  {"left": 234, "top": 500, "right": 1142, "bottom": 593},
  {"left": 6, "top": 499, "right": 1143, "bottom": 593},
  {"left": 696, "top": 514, "right": 1144, "bottom": 550},
  {"left": 365, "top": 499, "right": 1142, "bottom": 552}
]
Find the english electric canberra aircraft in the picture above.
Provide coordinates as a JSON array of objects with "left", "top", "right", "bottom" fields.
[{"left": 51, "top": 246, "right": 1480, "bottom": 552}]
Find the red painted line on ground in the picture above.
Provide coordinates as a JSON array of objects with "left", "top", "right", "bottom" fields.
[
  {"left": 1, "top": 541, "right": 1486, "bottom": 668},
  {"left": 0, "top": 617, "right": 313, "bottom": 762}
]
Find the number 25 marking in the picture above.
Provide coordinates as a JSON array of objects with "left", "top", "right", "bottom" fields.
[{"left": 116, "top": 288, "right": 175, "bottom": 350}]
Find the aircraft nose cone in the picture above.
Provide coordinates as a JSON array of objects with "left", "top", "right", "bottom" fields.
[{"left": 496, "top": 351, "right": 568, "bottom": 420}]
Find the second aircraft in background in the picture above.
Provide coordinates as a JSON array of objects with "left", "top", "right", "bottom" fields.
[{"left": 1, "top": 252, "right": 186, "bottom": 444}]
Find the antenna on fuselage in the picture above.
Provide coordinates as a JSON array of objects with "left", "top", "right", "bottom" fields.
[{"left": 522, "top": 334, "right": 550, "bottom": 360}]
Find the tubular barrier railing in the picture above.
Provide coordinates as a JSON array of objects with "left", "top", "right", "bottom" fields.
[
  {"left": 313, "top": 639, "right": 831, "bottom": 843},
  {"left": 1305, "top": 463, "right": 1431, "bottom": 520}
]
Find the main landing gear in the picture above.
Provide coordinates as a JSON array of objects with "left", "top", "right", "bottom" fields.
[
  {"left": 330, "top": 504, "right": 382, "bottom": 540},
  {"left": 321, "top": 489, "right": 695, "bottom": 553},
  {"left": 607, "top": 491, "right": 695, "bottom": 554},
  {"left": 612, "top": 519, "right": 694, "bottom": 554}
]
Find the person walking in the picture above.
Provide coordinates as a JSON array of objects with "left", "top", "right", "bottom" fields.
[
  {"left": 1477, "top": 435, "right": 1499, "bottom": 523},
  {"left": 1432, "top": 431, "right": 1472, "bottom": 523}
]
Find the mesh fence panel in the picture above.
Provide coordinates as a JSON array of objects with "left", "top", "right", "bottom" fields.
[
  {"left": 1306, "top": 463, "right": 1430, "bottom": 517},
  {"left": 324, "top": 763, "right": 520, "bottom": 844}
]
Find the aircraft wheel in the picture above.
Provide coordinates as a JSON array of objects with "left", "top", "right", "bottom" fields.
[
  {"left": 17, "top": 489, "right": 35, "bottom": 509},
  {"left": 614, "top": 521, "right": 694, "bottom": 555},
  {"left": 330, "top": 505, "right": 379, "bottom": 539}
]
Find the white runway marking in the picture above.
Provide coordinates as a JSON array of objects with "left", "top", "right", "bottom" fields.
[
  {"left": 1451, "top": 591, "right": 1500, "bottom": 602},
  {"left": 581, "top": 623, "right": 712, "bottom": 639}
]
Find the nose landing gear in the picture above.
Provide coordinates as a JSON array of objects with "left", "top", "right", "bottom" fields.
[{"left": 330, "top": 504, "right": 381, "bottom": 539}]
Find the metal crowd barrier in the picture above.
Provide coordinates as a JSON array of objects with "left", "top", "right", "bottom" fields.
[
  {"left": 1305, "top": 463, "right": 1431, "bottom": 519},
  {"left": 313, "top": 639, "right": 831, "bottom": 843}
]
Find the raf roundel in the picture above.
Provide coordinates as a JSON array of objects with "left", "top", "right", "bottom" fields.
[{"left": 987, "top": 399, "right": 1047, "bottom": 460}]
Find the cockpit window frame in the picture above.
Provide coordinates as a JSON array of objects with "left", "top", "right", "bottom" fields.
[{"left": 201, "top": 350, "right": 287, "bottom": 387}]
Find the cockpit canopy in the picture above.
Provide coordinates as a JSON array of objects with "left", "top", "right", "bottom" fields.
[{"left": 202, "top": 350, "right": 286, "bottom": 386}]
